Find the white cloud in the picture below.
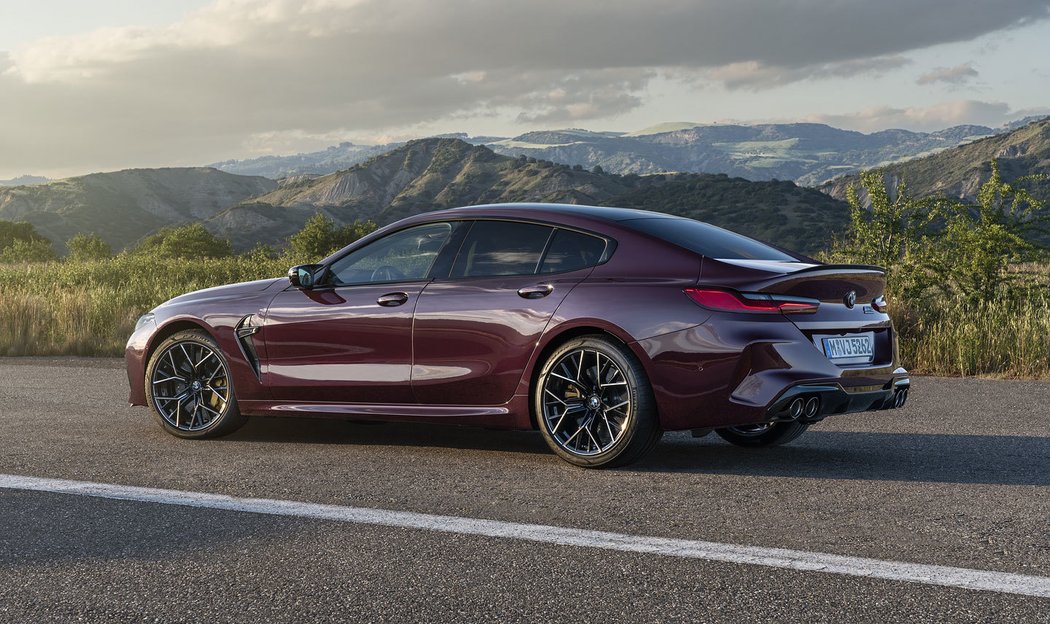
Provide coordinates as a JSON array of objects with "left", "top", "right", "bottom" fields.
[
  {"left": 917, "top": 63, "right": 980, "bottom": 85},
  {"left": 802, "top": 100, "right": 1047, "bottom": 132},
  {"left": 706, "top": 56, "right": 911, "bottom": 90},
  {"left": 1, "top": 0, "right": 1049, "bottom": 175}
]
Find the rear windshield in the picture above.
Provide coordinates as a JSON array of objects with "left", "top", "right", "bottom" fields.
[{"left": 621, "top": 217, "right": 796, "bottom": 261}]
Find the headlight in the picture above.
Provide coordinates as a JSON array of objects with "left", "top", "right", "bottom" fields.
[{"left": 135, "top": 312, "right": 156, "bottom": 332}]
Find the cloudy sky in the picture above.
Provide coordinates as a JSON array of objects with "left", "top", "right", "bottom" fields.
[{"left": 2, "top": 0, "right": 1049, "bottom": 179}]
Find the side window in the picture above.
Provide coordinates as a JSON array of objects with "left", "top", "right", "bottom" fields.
[
  {"left": 540, "top": 229, "right": 607, "bottom": 274},
  {"left": 450, "top": 221, "right": 553, "bottom": 278},
  {"left": 329, "top": 222, "right": 453, "bottom": 285}
]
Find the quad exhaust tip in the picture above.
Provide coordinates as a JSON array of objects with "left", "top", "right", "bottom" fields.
[
  {"left": 788, "top": 398, "right": 805, "bottom": 419},
  {"left": 804, "top": 397, "right": 820, "bottom": 419},
  {"left": 894, "top": 388, "right": 908, "bottom": 408}
]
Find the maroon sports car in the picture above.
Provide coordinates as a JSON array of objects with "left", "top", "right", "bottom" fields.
[{"left": 126, "top": 203, "right": 910, "bottom": 467}]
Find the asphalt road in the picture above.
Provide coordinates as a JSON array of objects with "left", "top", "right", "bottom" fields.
[{"left": 0, "top": 357, "right": 1047, "bottom": 622}]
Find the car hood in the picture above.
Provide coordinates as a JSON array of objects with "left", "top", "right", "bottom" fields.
[{"left": 158, "top": 277, "right": 285, "bottom": 309}]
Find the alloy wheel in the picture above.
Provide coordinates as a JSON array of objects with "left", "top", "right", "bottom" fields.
[
  {"left": 541, "top": 348, "right": 632, "bottom": 456},
  {"left": 150, "top": 341, "right": 230, "bottom": 432}
]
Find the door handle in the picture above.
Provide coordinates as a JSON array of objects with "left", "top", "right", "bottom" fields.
[
  {"left": 377, "top": 292, "right": 409, "bottom": 307},
  {"left": 517, "top": 284, "right": 554, "bottom": 299}
]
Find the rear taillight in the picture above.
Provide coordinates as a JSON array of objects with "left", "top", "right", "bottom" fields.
[
  {"left": 684, "top": 288, "right": 820, "bottom": 314},
  {"left": 871, "top": 295, "right": 888, "bottom": 313}
]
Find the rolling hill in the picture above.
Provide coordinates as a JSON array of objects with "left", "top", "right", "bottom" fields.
[
  {"left": 820, "top": 117, "right": 1050, "bottom": 203},
  {"left": 207, "top": 138, "right": 848, "bottom": 255},
  {"left": 1, "top": 140, "right": 851, "bottom": 256},
  {"left": 0, "top": 168, "right": 276, "bottom": 252}
]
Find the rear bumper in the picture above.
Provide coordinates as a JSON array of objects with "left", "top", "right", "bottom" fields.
[
  {"left": 762, "top": 372, "right": 910, "bottom": 423},
  {"left": 634, "top": 313, "right": 910, "bottom": 431}
]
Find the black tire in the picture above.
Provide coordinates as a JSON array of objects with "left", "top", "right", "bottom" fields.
[
  {"left": 534, "top": 335, "right": 662, "bottom": 468},
  {"left": 145, "top": 329, "right": 247, "bottom": 439},
  {"left": 715, "top": 421, "right": 808, "bottom": 447}
]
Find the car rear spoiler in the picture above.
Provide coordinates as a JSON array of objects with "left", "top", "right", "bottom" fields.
[{"left": 790, "top": 263, "right": 886, "bottom": 275}]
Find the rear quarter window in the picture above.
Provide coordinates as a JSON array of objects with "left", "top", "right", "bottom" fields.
[
  {"left": 540, "top": 229, "right": 607, "bottom": 274},
  {"left": 622, "top": 217, "right": 796, "bottom": 261}
]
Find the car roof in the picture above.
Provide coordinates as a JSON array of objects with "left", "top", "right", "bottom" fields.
[{"left": 427, "top": 203, "right": 681, "bottom": 226}]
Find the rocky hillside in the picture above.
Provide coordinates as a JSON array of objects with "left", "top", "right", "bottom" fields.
[
  {"left": 0, "top": 168, "right": 276, "bottom": 251},
  {"left": 208, "top": 138, "right": 848, "bottom": 255},
  {"left": 821, "top": 117, "right": 1050, "bottom": 203}
]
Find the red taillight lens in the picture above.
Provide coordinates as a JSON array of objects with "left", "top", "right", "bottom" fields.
[
  {"left": 684, "top": 288, "right": 820, "bottom": 314},
  {"left": 872, "top": 295, "right": 888, "bottom": 313}
]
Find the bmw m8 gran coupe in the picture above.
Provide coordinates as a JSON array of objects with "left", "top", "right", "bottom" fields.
[{"left": 127, "top": 203, "right": 910, "bottom": 467}]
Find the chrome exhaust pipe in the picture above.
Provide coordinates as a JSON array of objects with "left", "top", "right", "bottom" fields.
[
  {"left": 804, "top": 396, "right": 820, "bottom": 419},
  {"left": 894, "top": 391, "right": 905, "bottom": 408},
  {"left": 787, "top": 397, "right": 804, "bottom": 419}
]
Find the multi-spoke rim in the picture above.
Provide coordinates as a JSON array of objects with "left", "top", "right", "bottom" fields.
[
  {"left": 725, "top": 423, "right": 774, "bottom": 437},
  {"left": 150, "top": 341, "right": 230, "bottom": 432},
  {"left": 541, "top": 348, "right": 632, "bottom": 456}
]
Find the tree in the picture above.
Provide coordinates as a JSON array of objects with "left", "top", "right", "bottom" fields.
[
  {"left": 0, "top": 238, "right": 57, "bottom": 263},
  {"left": 135, "top": 223, "right": 232, "bottom": 259},
  {"left": 932, "top": 161, "right": 1049, "bottom": 299},
  {"left": 591, "top": 165, "right": 605, "bottom": 175},
  {"left": 0, "top": 219, "right": 48, "bottom": 250},
  {"left": 829, "top": 161, "right": 1049, "bottom": 301},
  {"left": 830, "top": 171, "right": 937, "bottom": 301},
  {"left": 66, "top": 233, "right": 112, "bottom": 262},
  {"left": 287, "top": 213, "right": 377, "bottom": 262},
  {"left": 0, "top": 220, "right": 54, "bottom": 262}
]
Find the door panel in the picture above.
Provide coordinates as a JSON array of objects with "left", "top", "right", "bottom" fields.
[
  {"left": 411, "top": 273, "right": 585, "bottom": 405},
  {"left": 258, "top": 220, "right": 458, "bottom": 404},
  {"left": 260, "top": 283, "right": 425, "bottom": 403}
]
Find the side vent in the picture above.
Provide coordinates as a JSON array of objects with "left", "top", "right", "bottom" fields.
[{"left": 235, "top": 314, "right": 262, "bottom": 378}]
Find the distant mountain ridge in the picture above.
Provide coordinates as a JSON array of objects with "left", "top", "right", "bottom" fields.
[
  {"left": 0, "top": 168, "right": 276, "bottom": 252},
  {"left": 0, "top": 175, "right": 50, "bottom": 187},
  {"left": 209, "top": 122, "right": 1015, "bottom": 185},
  {"left": 206, "top": 138, "right": 848, "bottom": 255},
  {"left": 820, "top": 117, "right": 1050, "bottom": 203},
  {"left": 0, "top": 138, "right": 888, "bottom": 257}
]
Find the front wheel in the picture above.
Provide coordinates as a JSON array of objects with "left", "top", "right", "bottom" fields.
[
  {"left": 534, "top": 336, "right": 661, "bottom": 468},
  {"left": 145, "top": 329, "right": 247, "bottom": 439},
  {"left": 715, "top": 421, "right": 808, "bottom": 447}
]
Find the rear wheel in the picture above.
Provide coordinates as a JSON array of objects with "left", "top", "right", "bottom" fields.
[
  {"left": 715, "top": 421, "right": 808, "bottom": 447},
  {"left": 145, "top": 330, "right": 247, "bottom": 439},
  {"left": 534, "top": 336, "right": 661, "bottom": 468}
]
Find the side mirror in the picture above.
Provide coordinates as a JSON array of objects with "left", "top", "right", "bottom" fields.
[{"left": 288, "top": 264, "right": 324, "bottom": 289}]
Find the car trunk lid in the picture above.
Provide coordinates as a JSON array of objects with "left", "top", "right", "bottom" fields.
[{"left": 700, "top": 257, "right": 893, "bottom": 367}]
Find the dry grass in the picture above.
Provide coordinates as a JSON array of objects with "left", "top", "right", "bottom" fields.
[
  {"left": 893, "top": 294, "right": 1050, "bottom": 378},
  {"left": 0, "top": 254, "right": 285, "bottom": 356},
  {"left": 1, "top": 256, "right": 1048, "bottom": 378}
]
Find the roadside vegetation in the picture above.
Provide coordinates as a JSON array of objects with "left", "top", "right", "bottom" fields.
[
  {"left": 1, "top": 165, "right": 1048, "bottom": 378},
  {"left": 825, "top": 162, "right": 1050, "bottom": 377},
  {"left": 0, "top": 215, "right": 375, "bottom": 356}
]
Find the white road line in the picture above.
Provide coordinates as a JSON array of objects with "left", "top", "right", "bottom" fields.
[{"left": 1, "top": 473, "right": 1048, "bottom": 599}]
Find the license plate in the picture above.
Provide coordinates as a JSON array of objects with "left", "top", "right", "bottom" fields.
[{"left": 821, "top": 332, "right": 874, "bottom": 364}]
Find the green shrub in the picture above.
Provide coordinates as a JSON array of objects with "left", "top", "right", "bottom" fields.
[
  {"left": 66, "top": 233, "right": 112, "bottom": 262},
  {"left": 133, "top": 223, "right": 232, "bottom": 259},
  {"left": 0, "top": 238, "right": 57, "bottom": 263}
]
